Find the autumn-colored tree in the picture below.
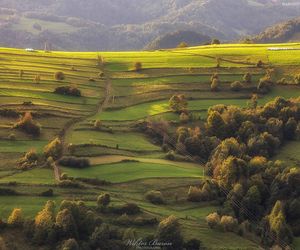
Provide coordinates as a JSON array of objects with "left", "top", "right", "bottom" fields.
[
  {"left": 33, "top": 201, "right": 56, "bottom": 244},
  {"left": 156, "top": 215, "right": 183, "bottom": 250},
  {"left": 55, "top": 209, "right": 78, "bottom": 239},
  {"left": 44, "top": 137, "right": 63, "bottom": 160},
  {"left": 267, "top": 201, "right": 293, "bottom": 245},
  {"left": 177, "top": 42, "right": 188, "bottom": 48},
  {"left": 97, "top": 193, "right": 111, "bottom": 207},
  {"left": 211, "top": 78, "right": 220, "bottom": 91},
  {"left": 54, "top": 71, "right": 65, "bottom": 81},
  {"left": 169, "top": 94, "right": 188, "bottom": 113},
  {"left": 7, "top": 208, "right": 23, "bottom": 227},
  {"left": 14, "top": 112, "right": 41, "bottom": 136},
  {"left": 206, "top": 212, "right": 220, "bottom": 229}
]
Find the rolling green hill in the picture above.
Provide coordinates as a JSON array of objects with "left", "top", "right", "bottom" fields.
[{"left": 0, "top": 43, "right": 299, "bottom": 249}]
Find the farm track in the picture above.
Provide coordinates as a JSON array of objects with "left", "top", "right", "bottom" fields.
[{"left": 54, "top": 66, "right": 112, "bottom": 181}]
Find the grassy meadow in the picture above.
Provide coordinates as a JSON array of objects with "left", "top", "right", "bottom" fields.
[{"left": 0, "top": 43, "right": 300, "bottom": 249}]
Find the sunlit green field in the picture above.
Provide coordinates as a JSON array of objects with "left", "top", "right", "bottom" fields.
[
  {"left": 61, "top": 161, "right": 203, "bottom": 183},
  {"left": 0, "top": 43, "right": 299, "bottom": 249}
]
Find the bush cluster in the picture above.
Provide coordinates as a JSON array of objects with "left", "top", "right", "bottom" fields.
[
  {"left": 13, "top": 112, "right": 41, "bottom": 136},
  {"left": 58, "top": 157, "right": 90, "bottom": 169},
  {"left": 54, "top": 86, "right": 81, "bottom": 97}
]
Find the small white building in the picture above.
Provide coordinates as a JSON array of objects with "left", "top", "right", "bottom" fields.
[{"left": 25, "top": 48, "right": 35, "bottom": 52}]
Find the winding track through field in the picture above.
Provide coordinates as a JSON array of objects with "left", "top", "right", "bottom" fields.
[{"left": 54, "top": 64, "right": 112, "bottom": 181}]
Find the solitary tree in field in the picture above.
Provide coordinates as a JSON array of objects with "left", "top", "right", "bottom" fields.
[
  {"left": 54, "top": 71, "right": 65, "bottom": 81},
  {"left": 7, "top": 208, "right": 24, "bottom": 227},
  {"left": 14, "top": 112, "right": 41, "bottom": 136},
  {"left": 97, "top": 193, "right": 111, "bottom": 208},
  {"left": 211, "top": 39, "right": 221, "bottom": 45},
  {"left": 169, "top": 94, "right": 188, "bottom": 113},
  {"left": 177, "top": 42, "right": 188, "bottom": 48},
  {"left": 211, "top": 78, "right": 220, "bottom": 91},
  {"left": 134, "top": 62, "right": 142, "bottom": 72},
  {"left": 94, "top": 120, "right": 102, "bottom": 130},
  {"left": 44, "top": 137, "right": 63, "bottom": 160}
]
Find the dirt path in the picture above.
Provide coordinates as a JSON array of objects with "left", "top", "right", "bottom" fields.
[
  {"left": 89, "top": 155, "right": 203, "bottom": 169},
  {"left": 54, "top": 65, "right": 112, "bottom": 181}
]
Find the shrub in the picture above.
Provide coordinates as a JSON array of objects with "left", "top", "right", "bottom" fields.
[
  {"left": 61, "top": 238, "right": 80, "bottom": 250},
  {"left": 58, "top": 180, "right": 81, "bottom": 189},
  {"left": 7, "top": 208, "right": 23, "bottom": 227},
  {"left": 17, "top": 149, "right": 39, "bottom": 170},
  {"left": 230, "top": 81, "right": 243, "bottom": 91},
  {"left": 169, "top": 94, "right": 188, "bottom": 113},
  {"left": 115, "top": 213, "right": 130, "bottom": 225},
  {"left": 256, "top": 60, "right": 264, "bottom": 68},
  {"left": 133, "top": 216, "right": 158, "bottom": 226},
  {"left": 0, "top": 188, "right": 18, "bottom": 196},
  {"left": 257, "top": 77, "right": 272, "bottom": 93},
  {"left": 243, "top": 73, "right": 252, "bottom": 83},
  {"left": 220, "top": 215, "right": 238, "bottom": 232},
  {"left": 58, "top": 157, "right": 90, "bottom": 169},
  {"left": 211, "top": 78, "right": 220, "bottom": 91},
  {"left": 134, "top": 62, "right": 142, "bottom": 71},
  {"left": 179, "top": 112, "right": 189, "bottom": 123},
  {"left": 97, "top": 193, "right": 111, "bottom": 207},
  {"left": 145, "top": 190, "right": 164, "bottom": 204},
  {"left": 54, "top": 86, "right": 81, "bottom": 97},
  {"left": 187, "top": 186, "right": 203, "bottom": 202},
  {"left": 184, "top": 239, "right": 203, "bottom": 250},
  {"left": 13, "top": 112, "right": 41, "bottom": 136},
  {"left": 206, "top": 212, "right": 221, "bottom": 229},
  {"left": 111, "top": 203, "right": 140, "bottom": 215},
  {"left": 34, "top": 74, "right": 41, "bottom": 84},
  {"left": 39, "top": 189, "right": 54, "bottom": 197},
  {"left": 295, "top": 74, "right": 300, "bottom": 84},
  {"left": 156, "top": 215, "right": 183, "bottom": 250},
  {"left": 94, "top": 120, "right": 102, "bottom": 130},
  {"left": 44, "top": 137, "right": 63, "bottom": 160},
  {"left": 54, "top": 71, "right": 65, "bottom": 81},
  {"left": 177, "top": 42, "right": 188, "bottom": 48},
  {"left": 211, "top": 39, "right": 220, "bottom": 45}
]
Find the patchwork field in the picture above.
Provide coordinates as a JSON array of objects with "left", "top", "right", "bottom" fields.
[{"left": 0, "top": 43, "right": 299, "bottom": 249}]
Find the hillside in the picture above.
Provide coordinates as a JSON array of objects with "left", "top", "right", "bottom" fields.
[
  {"left": 144, "top": 31, "right": 211, "bottom": 50},
  {"left": 0, "top": 0, "right": 300, "bottom": 50},
  {"left": 0, "top": 43, "right": 299, "bottom": 249},
  {"left": 253, "top": 17, "right": 300, "bottom": 43}
]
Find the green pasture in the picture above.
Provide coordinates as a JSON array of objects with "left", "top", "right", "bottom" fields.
[
  {"left": 67, "top": 130, "right": 160, "bottom": 152},
  {"left": 0, "top": 140, "right": 48, "bottom": 153},
  {"left": 274, "top": 141, "right": 300, "bottom": 166},
  {"left": 61, "top": 161, "right": 203, "bottom": 183},
  {"left": 0, "top": 168, "right": 55, "bottom": 185},
  {"left": 0, "top": 196, "right": 59, "bottom": 219}
]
